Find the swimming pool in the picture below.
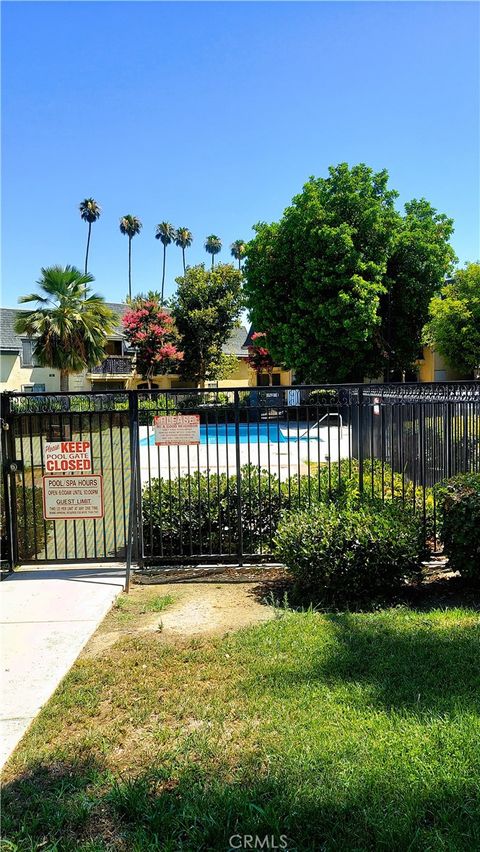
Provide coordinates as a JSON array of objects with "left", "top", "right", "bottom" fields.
[{"left": 141, "top": 422, "right": 292, "bottom": 446}]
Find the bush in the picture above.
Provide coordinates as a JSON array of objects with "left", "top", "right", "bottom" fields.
[
  {"left": 435, "top": 473, "right": 480, "bottom": 579},
  {"left": 142, "top": 460, "right": 432, "bottom": 561},
  {"left": 143, "top": 464, "right": 282, "bottom": 557},
  {"left": 275, "top": 499, "right": 425, "bottom": 604},
  {"left": 1, "top": 484, "right": 51, "bottom": 562}
]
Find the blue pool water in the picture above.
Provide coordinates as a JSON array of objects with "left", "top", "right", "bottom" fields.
[{"left": 141, "top": 422, "right": 291, "bottom": 446}]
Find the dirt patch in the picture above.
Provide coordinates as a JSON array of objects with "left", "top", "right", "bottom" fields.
[{"left": 83, "top": 582, "right": 275, "bottom": 657}]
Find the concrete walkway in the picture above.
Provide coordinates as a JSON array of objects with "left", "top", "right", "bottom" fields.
[{"left": 0, "top": 565, "right": 125, "bottom": 769}]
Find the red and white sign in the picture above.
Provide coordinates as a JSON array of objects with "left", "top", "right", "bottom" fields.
[
  {"left": 42, "top": 474, "right": 104, "bottom": 520},
  {"left": 154, "top": 414, "right": 200, "bottom": 446},
  {"left": 44, "top": 440, "right": 92, "bottom": 473}
]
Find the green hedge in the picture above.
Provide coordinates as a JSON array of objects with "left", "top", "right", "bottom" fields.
[
  {"left": 435, "top": 473, "right": 480, "bottom": 579},
  {"left": 275, "top": 499, "right": 425, "bottom": 604},
  {"left": 143, "top": 465, "right": 282, "bottom": 556},
  {"left": 142, "top": 460, "right": 432, "bottom": 559}
]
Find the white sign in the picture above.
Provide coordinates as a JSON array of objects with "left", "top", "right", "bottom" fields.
[
  {"left": 154, "top": 414, "right": 200, "bottom": 446},
  {"left": 287, "top": 389, "right": 301, "bottom": 407},
  {"left": 44, "top": 440, "right": 92, "bottom": 473},
  {"left": 42, "top": 475, "right": 104, "bottom": 520}
]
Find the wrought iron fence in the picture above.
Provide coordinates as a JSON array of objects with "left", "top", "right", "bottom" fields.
[{"left": 1, "top": 382, "right": 479, "bottom": 567}]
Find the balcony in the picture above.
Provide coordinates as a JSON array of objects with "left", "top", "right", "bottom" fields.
[{"left": 88, "top": 355, "right": 134, "bottom": 377}]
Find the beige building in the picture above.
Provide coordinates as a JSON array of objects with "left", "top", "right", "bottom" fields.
[{"left": 0, "top": 307, "right": 293, "bottom": 393}]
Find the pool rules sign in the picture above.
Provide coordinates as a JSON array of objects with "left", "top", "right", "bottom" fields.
[
  {"left": 42, "top": 441, "right": 104, "bottom": 520},
  {"left": 154, "top": 414, "right": 200, "bottom": 446}
]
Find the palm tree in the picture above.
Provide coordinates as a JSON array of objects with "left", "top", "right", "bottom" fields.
[
  {"left": 14, "top": 265, "right": 119, "bottom": 392},
  {"left": 155, "top": 222, "right": 176, "bottom": 304},
  {"left": 175, "top": 227, "right": 193, "bottom": 274},
  {"left": 79, "top": 198, "right": 101, "bottom": 275},
  {"left": 119, "top": 215, "right": 142, "bottom": 299},
  {"left": 205, "top": 234, "right": 222, "bottom": 269},
  {"left": 230, "top": 239, "right": 247, "bottom": 270}
]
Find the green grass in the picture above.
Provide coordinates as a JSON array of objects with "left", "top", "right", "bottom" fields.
[{"left": 2, "top": 605, "right": 480, "bottom": 851}]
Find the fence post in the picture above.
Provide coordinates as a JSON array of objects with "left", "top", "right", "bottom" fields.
[
  {"left": 234, "top": 389, "right": 243, "bottom": 566},
  {"left": 127, "top": 390, "right": 142, "bottom": 576},
  {"left": 1, "top": 393, "right": 17, "bottom": 570},
  {"left": 357, "top": 386, "right": 364, "bottom": 494}
]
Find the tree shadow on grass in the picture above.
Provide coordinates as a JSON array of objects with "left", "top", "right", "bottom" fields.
[
  {"left": 2, "top": 757, "right": 480, "bottom": 851},
  {"left": 253, "top": 574, "right": 480, "bottom": 614},
  {"left": 249, "top": 609, "right": 480, "bottom": 717}
]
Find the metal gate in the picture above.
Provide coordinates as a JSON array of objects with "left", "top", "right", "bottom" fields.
[{"left": 1, "top": 383, "right": 479, "bottom": 568}]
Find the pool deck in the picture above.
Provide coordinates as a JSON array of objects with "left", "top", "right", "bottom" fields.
[{"left": 139, "top": 425, "right": 351, "bottom": 483}]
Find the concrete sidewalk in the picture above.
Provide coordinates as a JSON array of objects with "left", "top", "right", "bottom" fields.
[{"left": 0, "top": 565, "right": 125, "bottom": 769}]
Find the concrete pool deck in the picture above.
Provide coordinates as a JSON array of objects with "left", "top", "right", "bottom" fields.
[{"left": 139, "top": 424, "right": 351, "bottom": 482}]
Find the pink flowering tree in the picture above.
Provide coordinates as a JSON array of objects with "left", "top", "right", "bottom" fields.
[
  {"left": 247, "top": 332, "right": 275, "bottom": 384},
  {"left": 122, "top": 298, "right": 183, "bottom": 388}
]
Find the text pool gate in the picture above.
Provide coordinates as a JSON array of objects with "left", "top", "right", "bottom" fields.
[{"left": 1, "top": 383, "right": 479, "bottom": 568}]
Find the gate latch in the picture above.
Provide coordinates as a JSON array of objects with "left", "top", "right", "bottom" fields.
[{"left": 3, "top": 460, "right": 23, "bottom": 474}]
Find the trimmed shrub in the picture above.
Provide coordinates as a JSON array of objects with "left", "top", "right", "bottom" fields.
[
  {"left": 435, "top": 473, "right": 480, "bottom": 579},
  {"left": 275, "top": 499, "right": 425, "bottom": 604},
  {"left": 143, "top": 464, "right": 282, "bottom": 557}
]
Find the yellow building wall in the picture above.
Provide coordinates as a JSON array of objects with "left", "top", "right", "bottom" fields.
[
  {"left": 0, "top": 353, "right": 61, "bottom": 392},
  {"left": 127, "top": 359, "right": 293, "bottom": 391},
  {"left": 417, "top": 346, "right": 466, "bottom": 382}
]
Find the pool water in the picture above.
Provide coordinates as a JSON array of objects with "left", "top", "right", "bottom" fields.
[{"left": 141, "top": 422, "right": 292, "bottom": 446}]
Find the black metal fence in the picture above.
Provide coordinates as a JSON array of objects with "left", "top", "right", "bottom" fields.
[{"left": 1, "top": 382, "right": 479, "bottom": 568}]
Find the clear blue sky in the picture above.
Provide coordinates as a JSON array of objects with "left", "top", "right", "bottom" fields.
[{"left": 2, "top": 1, "right": 479, "bottom": 308}]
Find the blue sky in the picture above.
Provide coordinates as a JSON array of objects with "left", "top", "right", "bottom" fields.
[{"left": 2, "top": 1, "right": 479, "bottom": 307}]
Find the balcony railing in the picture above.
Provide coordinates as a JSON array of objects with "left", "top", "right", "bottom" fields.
[{"left": 89, "top": 355, "right": 134, "bottom": 376}]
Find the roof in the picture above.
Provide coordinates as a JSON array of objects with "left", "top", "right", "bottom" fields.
[
  {"left": 0, "top": 308, "right": 23, "bottom": 351},
  {"left": 0, "top": 305, "right": 248, "bottom": 358},
  {"left": 221, "top": 326, "right": 249, "bottom": 357},
  {"left": 0, "top": 303, "right": 127, "bottom": 350}
]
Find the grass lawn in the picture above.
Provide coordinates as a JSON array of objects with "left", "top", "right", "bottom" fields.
[{"left": 2, "top": 591, "right": 480, "bottom": 851}]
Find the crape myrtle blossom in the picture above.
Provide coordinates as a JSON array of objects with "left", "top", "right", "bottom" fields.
[
  {"left": 122, "top": 300, "right": 183, "bottom": 387},
  {"left": 247, "top": 331, "right": 275, "bottom": 376}
]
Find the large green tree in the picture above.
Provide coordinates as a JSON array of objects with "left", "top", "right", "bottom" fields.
[
  {"left": 244, "top": 163, "right": 455, "bottom": 383},
  {"left": 171, "top": 263, "right": 243, "bottom": 386},
  {"left": 14, "top": 265, "right": 119, "bottom": 391},
  {"left": 423, "top": 263, "right": 480, "bottom": 377}
]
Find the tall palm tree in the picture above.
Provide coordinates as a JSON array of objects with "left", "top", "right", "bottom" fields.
[
  {"left": 205, "top": 234, "right": 222, "bottom": 269},
  {"left": 14, "top": 265, "right": 119, "bottom": 392},
  {"left": 230, "top": 239, "right": 247, "bottom": 270},
  {"left": 119, "top": 215, "right": 142, "bottom": 299},
  {"left": 155, "top": 222, "right": 176, "bottom": 304},
  {"left": 175, "top": 227, "right": 193, "bottom": 274},
  {"left": 79, "top": 198, "right": 101, "bottom": 275}
]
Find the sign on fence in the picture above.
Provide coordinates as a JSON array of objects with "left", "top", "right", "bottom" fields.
[
  {"left": 154, "top": 414, "right": 200, "bottom": 446},
  {"left": 42, "top": 475, "right": 104, "bottom": 520},
  {"left": 44, "top": 440, "right": 92, "bottom": 472},
  {"left": 287, "top": 389, "right": 301, "bottom": 407}
]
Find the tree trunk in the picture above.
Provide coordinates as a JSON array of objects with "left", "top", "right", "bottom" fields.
[
  {"left": 128, "top": 237, "right": 132, "bottom": 300},
  {"left": 84, "top": 222, "right": 92, "bottom": 278},
  {"left": 182, "top": 247, "right": 186, "bottom": 274},
  {"left": 162, "top": 244, "right": 166, "bottom": 304},
  {"left": 60, "top": 370, "right": 69, "bottom": 392},
  {"left": 212, "top": 254, "right": 214, "bottom": 270}
]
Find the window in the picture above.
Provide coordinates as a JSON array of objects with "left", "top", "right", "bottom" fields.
[
  {"left": 21, "top": 339, "right": 38, "bottom": 366},
  {"left": 257, "top": 373, "right": 281, "bottom": 387},
  {"left": 22, "top": 383, "right": 45, "bottom": 393}
]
